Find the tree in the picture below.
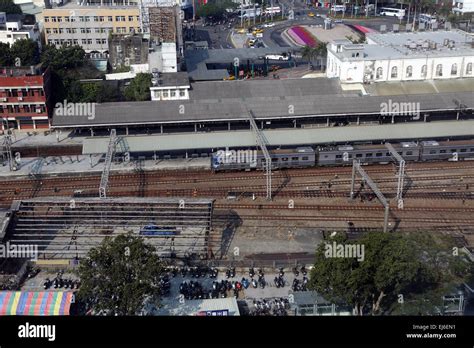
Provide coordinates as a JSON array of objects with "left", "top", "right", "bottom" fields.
[
  {"left": 10, "top": 39, "right": 39, "bottom": 66},
  {"left": 0, "top": 0, "right": 22, "bottom": 14},
  {"left": 41, "top": 45, "right": 85, "bottom": 72},
  {"left": 0, "top": 42, "right": 13, "bottom": 66},
  {"left": 77, "top": 234, "right": 164, "bottom": 316},
  {"left": 124, "top": 73, "right": 152, "bottom": 101},
  {"left": 309, "top": 231, "right": 471, "bottom": 315},
  {"left": 301, "top": 45, "right": 317, "bottom": 69}
]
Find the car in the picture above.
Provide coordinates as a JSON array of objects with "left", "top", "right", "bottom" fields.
[
  {"left": 265, "top": 53, "right": 289, "bottom": 61},
  {"left": 308, "top": 12, "right": 315, "bottom": 17},
  {"left": 262, "top": 22, "right": 275, "bottom": 28}
]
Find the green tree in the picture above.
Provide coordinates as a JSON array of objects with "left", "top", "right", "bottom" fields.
[
  {"left": 309, "top": 232, "right": 471, "bottom": 315},
  {"left": 301, "top": 45, "right": 317, "bottom": 69},
  {"left": 0, "top": 42, "right": 13, "bottom": 66},
  {"left": 10, "top": 39, "right": 39, "bottom": 66},
  {"left": 41, "top": 44, "right": 85, "bottom": 72},
  {"left": 77, "top": 234, "right": 164, "bottom": 316},
  {"left": 0, "top": 0, "right": 22, "bottom": 14},
  {"left": 124, "top": 73, "right": 152, "bottom": 101}
]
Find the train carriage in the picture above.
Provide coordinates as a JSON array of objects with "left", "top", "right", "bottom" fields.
[
  {"left": 317, "top": 142, "right": 420, "bottom": 166},
  {"left": 212, "top": 147, "right": 315, "bottom": 171},
  {"left": 420, "top": 140, "right": 474, "bottom": 161}
]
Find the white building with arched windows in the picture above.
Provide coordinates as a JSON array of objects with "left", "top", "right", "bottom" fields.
[{"left": 326, "top": 30, "right": 474, "bottom": 83}]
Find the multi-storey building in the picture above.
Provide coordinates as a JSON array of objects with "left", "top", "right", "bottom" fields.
[
  {"left": 327, "top": 30, "right": 474, "bottom": 83},
  {"left": 0, "top": 66, "right": 52, "bottom": 131},
  {"left": 42, "top": 1, "right": 141, "bottom": 53},
  {"left": 0, "top": 13, "right": 41, "bottom": 47},
  {"left": 452, "top": 0, "right": 474, "bottom": 14}
]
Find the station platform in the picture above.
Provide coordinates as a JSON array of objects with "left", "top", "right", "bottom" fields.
[{"left": 0, "top": 155, "right": 211, "bottom": 179}]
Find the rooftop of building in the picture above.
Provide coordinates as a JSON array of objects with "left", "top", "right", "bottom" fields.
[
  {"left": 185, "top": 47, "right": 291, "bottom": 81},
  {"left": 0, "top": 65, "right": 46, "bottom": 79},
  {"left": 150, "top": 71, "right": 190, "bottom": 88},
  {"left": 332, "top": 29, "right": 474, "bottom": 60},
  {"left": 52, "top": 77, "right": 474, "bottom": 128},
  {"left": 45, "top": 0, "right": 139, "bottom": 10}
]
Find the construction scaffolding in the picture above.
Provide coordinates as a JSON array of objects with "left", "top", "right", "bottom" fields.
[
  {"left": 0, "top": 134, "right": 13, "bottom": 171},
  {"left": 248, "top": 110, "right": 272, "bottom": 200},
  {"left": 350, "top": 160, "right": 390, "bottom": 233},
  {"left": 148, "top": 6, "right": 177, "bottom": 42},
  {"left": 385, "top": 142, "right": 406, "bottom": 209},
  {"left": 99, "top": 129, "right": 117, "bottom": 199}
]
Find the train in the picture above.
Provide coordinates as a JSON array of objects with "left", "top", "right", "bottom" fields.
[{"left": 211, "top": 140, "right": 474, "bottom": 171}]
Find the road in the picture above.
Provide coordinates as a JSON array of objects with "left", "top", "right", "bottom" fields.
[{"left": 184, "top": 1, "right": 404, "bottom": 50}]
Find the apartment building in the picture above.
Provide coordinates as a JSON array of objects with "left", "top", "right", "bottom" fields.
[
  {"left": 0, "top": 66, "right": 52, "bottom": 130},
  {"left": 42, "top": 2, "right": 141, "bottom": 53}
]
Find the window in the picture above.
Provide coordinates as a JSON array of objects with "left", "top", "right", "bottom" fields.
[
  {"left": 65, "top": 16, "right": 70, "bottom": 22},
  {"left": 466, "top": 63, "right": 473, "bottom": 75},
  {"left": 376, "top": 67, "right": 383, "bottom": 79},
  {"left": 99, "top": 16, "right": 104, "bottom": 21},
  {"left": 291, "top": 157, "right": 299, "bottom": 161},
  {"left": 450, "top": 149, "right": 457, "bottom": 153},
  {"left": 421, "top": 64, "right": 427, "bottom": 78},
  {"left": 96, "top": 39, "right": 102, "bottom": 44},
  {"left": 57, "top": 16, "right": 63, "bottom": 22},
  {"left": 115, "top": 16, "right": 125, "bottom": 21},
  {"left": 44, "top": 16, "right": 49, "bottom": 22},
  {"left": 406, "top": 151, "right": 413, "bottom": 155},
  {"left": 460, "top": 149, "right": 467, "bottom": 152},
  {"left": 451, "top": 63, "right": 458, "bottom": 75},
  {"left": 53, "top": 28, "right": 58, "bottom": 34},
  {"left": 440, "top": 150, "right": 447, "bottom": 153},
  {"left": 302, "top": 156, "right": 309, "bottom": 160},
  {"left": 406, "top": 65, "right": 412, "bottom": 78},
  {"left": 51, "top": 16, "right": 57, "bottom": 22},
  {"left": 58, "top": 28, "right": 64, "bottom": 34},
  {"left": 128, "top": 16, "right": 134, "bottom": 21},
  {"left": 336, "top": 155, "right": 342, "bottom": 159},
  {"left": 73, "top": 39, "right": 78, "bottom": 45},
  {"left": 46, "top": 28, "right": 51, "bottom": 34},
  {"left": 79, "top": 16, "right": 85, "bottom": 22},
  {"left": 129, "top": 27, "right": 135, "bottom": 33},
  {"left": 163, "top": 91, "right": 169, "bottom": 97},
  {"left": 85, "top": 16, "right": 91, "bottom": 22},
  {"left": 48, "top": 39, "right": 53, "bottom": 44},
  {"left": 391, "top": 66, "right": 398, "bottom": 78},
  {"left": 80, "top": 28, "right": 86, "bottom": 33},
  {"left": 355, "top": 154, "right": 363, "bottom": 158},
  {"left": 376, "top": 152, "right": 382, "bottom": 157},
  {"left": 282, "top": 158, "right": 288, "bottom": 161},
  {"left": 436, "top": 64, "right": 443, "bottom": 77},
  {"left": 366, "top": 153, "right": 372, "bottom": 157},
  {"left": 179, "top": 89, "right": 186, "bottom": 97},
  {"left": 93, "top": 16, "right": 99, "bottom": 21},
  {"left": 170, "top": 91, "right": 176, "bottom": 97},
  {"left": 87, "top": 39, "right": 92, "bottom": 44},
  {"left": 430, "top": 150, "right": 437, "bottom": 154},
  {"left": 108, "top": 16, "right": 113, "bottom": 21},
  {"left": 81, "top": 39, "right": 87, "bottom": 44}
]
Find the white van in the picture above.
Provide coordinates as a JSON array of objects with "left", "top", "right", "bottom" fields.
[
  {"left": 331, "top": 4, "right": 346, "bottom": 12},
  {"left": 419, "top": 14, "right": 437, "bottom": 24}
]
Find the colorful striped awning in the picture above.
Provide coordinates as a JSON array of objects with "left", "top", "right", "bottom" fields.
[{"left": 0, "top": 291, "right": 73, "bottom": 316}]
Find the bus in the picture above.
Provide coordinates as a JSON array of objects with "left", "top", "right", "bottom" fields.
[
  {"left": 418, "top": 13, "right": 437, "bottom": 24},
  {"left": 264, "top": 6, "right": 281, "bottom": 15},
  {"left": 379, "top": 7, "right": 405, "bottom": 17}
]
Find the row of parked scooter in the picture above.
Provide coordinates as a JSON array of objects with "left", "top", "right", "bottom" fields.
[
  {"left": 252, "top": 298, "right": 290, "bottom": 316},
  {"left": 165, "top": 266, "right": 219, "bottom": 279}
]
